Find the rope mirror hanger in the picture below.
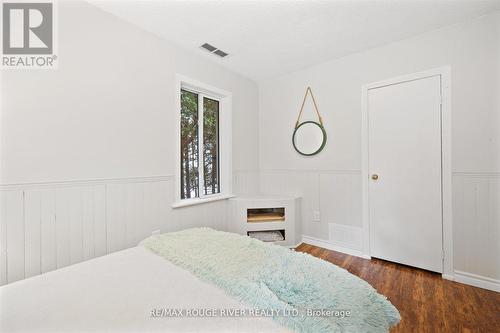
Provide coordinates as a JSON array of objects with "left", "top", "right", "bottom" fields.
[{"left": 292, "top": 87, "right": 327, "bottom": 156}]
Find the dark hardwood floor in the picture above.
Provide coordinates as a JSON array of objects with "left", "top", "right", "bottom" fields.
[{"left": 295, "top": 243, "right": 500, "bottom": 333}]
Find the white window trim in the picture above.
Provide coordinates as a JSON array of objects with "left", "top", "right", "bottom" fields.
[{"left": 173, "top": 74, "right": 233, "bottom": 208}]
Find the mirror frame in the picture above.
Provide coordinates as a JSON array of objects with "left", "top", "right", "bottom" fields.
[{"left": 292, "top": 121, "right": 327, "bottom": 156}]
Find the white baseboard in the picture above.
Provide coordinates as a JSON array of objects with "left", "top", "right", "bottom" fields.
[
  {"left": 301, "top": 235, "right": 500, "bottom": 293},
  {"left": 453, "top": 270, "right": 500, "bottom": 292},
  {"left": 301, "top": 235, "right": 370, "bottom": 259},
  {"left": 441, "top": 274, "right": 455, "bottom": 281},
  {"left": 302, "top": 235, "right": 500, "bottom": 293}
]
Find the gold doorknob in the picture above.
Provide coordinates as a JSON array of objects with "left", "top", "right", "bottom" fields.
[{"left": 371, "top": 174, "right": 379, "bottom": 180}]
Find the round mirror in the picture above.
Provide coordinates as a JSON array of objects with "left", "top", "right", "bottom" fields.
[{"left": 292, "top": 121, "right": 327, "bottom": 156}]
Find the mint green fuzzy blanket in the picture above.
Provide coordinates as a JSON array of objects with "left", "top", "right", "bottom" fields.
[{"left": 140, "top": 228, "right": 400, "bottom": 332}]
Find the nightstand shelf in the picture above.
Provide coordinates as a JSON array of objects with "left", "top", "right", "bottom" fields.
[{"left": 229, "top": 196, "right": 300, "bottom": 247}]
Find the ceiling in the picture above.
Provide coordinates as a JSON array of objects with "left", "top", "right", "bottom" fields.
[{"left": 90, "top": 0, "right": 500, "bottom": 81}]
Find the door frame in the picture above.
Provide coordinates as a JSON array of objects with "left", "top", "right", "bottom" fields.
[{"left": 361, "top": 66, "right": 453, "bottom": 279}]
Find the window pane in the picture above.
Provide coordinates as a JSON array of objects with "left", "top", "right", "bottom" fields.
[
  {"left": 180, "top": 89, "right": 199, "bottom": 199},
  {"left": 203, "top": 97, "right": 220, "bottom": 195}
]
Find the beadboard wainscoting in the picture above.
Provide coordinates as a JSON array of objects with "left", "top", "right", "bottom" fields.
[
  {"left": 233, "top": 170, "right": 261, "bottom": 196},
  {"left": 452, "top": 172, "right": 500, "bottom": 291},
  {"left": 0, "top": 175, "right": 232, "bottom": 286},
  {"left": 1, "top": 170, "right": 498, "bottom": 291},
  {"left": 259, "top": 169, "right": 366, "bottom": 258}
]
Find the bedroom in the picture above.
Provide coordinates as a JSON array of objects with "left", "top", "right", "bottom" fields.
[{"left": 0, "top": 0, "right": 499, "bottom": 332}]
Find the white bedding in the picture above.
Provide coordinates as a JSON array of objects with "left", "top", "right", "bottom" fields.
[{"left": 0, "top": 247, "right": 289, "bottom": 333}]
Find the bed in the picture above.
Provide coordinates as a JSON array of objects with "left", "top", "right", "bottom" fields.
[
  {"left": 0, "top": 228, "right": 399, "bottom": 332},
  {"left": 0, "top": 246, "right": 286, "bottom": 332}
]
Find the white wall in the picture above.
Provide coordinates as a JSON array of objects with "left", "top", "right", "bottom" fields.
[
  {"left": 0, "top": 1, "right": 258, "bottom": 284},
  {"left": 1, "top": 1, "right": 258, "bottom": 183},
  {"left": 258, "top": 12, "right": 500, "bottom": 284}
]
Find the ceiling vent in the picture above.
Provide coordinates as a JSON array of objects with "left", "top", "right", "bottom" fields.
[{"left": 200, "top": 43, "right": 229, "bottom": 58}]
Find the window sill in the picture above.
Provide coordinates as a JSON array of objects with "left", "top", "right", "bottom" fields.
[{"left": 171, "top": 194, "right": 236, "bottom": 209}]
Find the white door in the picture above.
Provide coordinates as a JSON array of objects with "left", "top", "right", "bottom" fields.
[{"left": 368, "top": 75, "right": 443, "bottom": 273}]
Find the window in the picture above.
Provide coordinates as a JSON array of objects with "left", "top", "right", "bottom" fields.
[
  {"left": 180, "top": 89, "right": 220, "bottom": 199},
  {"left": 175, "top": 75, "right": 232, "bottom": 207}
]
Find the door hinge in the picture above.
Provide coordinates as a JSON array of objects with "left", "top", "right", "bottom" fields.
[{"left": 442, "top": 250, "right": 445, "bottom": 260}]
